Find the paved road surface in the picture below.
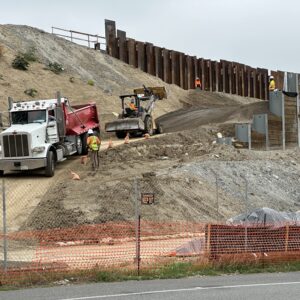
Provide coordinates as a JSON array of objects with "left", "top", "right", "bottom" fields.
[{"left": 2, "top": 272, "right": 300, "bottom": 300}]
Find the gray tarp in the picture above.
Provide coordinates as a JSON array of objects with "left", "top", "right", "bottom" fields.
[{"left": 227, "top": 207, "right": 300, "bottom": 226}]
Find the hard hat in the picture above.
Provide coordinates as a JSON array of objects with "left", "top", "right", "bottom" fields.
[
  {"left": 270, "top": 75, "right": 274, "bottom": 79},
  {"left": 88, "top": 129, "right": 94, "bottom": 134}
]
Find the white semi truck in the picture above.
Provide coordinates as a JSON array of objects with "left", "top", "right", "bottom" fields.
[{"left": 0, "top": 93, "right": 100, "bottom": 177}]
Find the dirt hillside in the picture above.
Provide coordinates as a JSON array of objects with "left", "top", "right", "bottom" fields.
[{"left": 1, "top": 25, "right": 299, "bottom": 232}]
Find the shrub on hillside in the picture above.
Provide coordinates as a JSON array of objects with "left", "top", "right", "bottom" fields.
[
  {"left": 24, "top": 88, "right": 38, "bottom": 97},
  {"left": 12, "top": 54, "right": 29, "bottom": 70},
  {"left": 87, "top": 79, "right": 94, "bottom": 86},
  {"left": 47, "top": 62, "right": 64, "bottom": 74},
  {"left": 0, "top": 44, "right": 3, "bottom": 58}
]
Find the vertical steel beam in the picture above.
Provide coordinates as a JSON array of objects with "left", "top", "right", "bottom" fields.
[
  {"left": 117, "top": 30, "right": 127, "bottom": 63},
  {"left": 146, "top": 43, "right": 154, "bottom": 75},
  {"left": 228, "top": 62, "right": 232, "bottom": 94},
  {"left": 186, "top": 56, "right": 194, "bottom": 89},
  {"left": 215, "top": 62, "right": 220, "bottom": 92},
  {"left": 127, "top": 38, "right": 137, "bottom": 68},
  {"left": 163, "top": 49, "right": 171, "bottom": 84},
  {"left": 105, "top": 19, "right": 116, "bottom": 56},
  {"left": 201, "top": 58, "right": 206, "bottom": 91},
  {"left": 171, "top": 51, "right": 180, "bottom": 86},
  {"left": 207, "top": 60, "right": 213, "bottom": 91},
  {"left": 137, "top": 41, "right": 146, "bottom": 71},
  {"left": 211, "top": 61, "right": 216, "bottom": 92},
  {"left": 154, "top": 46, "right": 163, "bottom": 80},
  {"left": 179, "top": 53, "right": 187, "bottom": 89}
]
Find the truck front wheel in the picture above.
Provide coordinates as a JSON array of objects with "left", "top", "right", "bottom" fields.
[{"left": 45, "top": 151, "right": 55, "bottom": 177}]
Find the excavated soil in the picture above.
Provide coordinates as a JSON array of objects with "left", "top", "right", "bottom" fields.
[{"left": 1, "top": 25, "right": 300, "bottom": 232}]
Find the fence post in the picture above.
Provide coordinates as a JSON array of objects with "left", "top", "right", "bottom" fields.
[
  {"left": 133, "top": 178, "right": 141, "bottom": 275},
  {"left": 211, "top": 170, "right": 219, "bottom": 216},
  {"left": 206, "top": 223, "right": 211, "bottom": 255},
  {"left": 241, "top": 175, "right": 248, "bottom": 252},
  {"left": 285, "top": 224, "right": 289, "bottom": 252},
  {"left": 2, "top": 178, "right": 7, "bottom": 272}
]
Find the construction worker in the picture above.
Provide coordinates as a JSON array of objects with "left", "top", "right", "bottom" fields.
[
  {"left": 195, "top": 77, "right": 202, "bottom": 89},
  {"left": 87, "top": 129, "right": 101, "bottom": 170},
  {"left": 269, "top": 75, "right": 276, "bottom": 91},
  {"left": 128, "top": 98, "right": 137, "bottom": 111}
]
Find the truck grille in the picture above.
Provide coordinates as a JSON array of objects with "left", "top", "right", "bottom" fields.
[{"left": 3, "top": 134, "right": 29, "bottom": 157}]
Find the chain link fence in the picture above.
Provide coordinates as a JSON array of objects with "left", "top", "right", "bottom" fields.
[{"left": 0, "top": 165, "right": 300, "bottom": 284}]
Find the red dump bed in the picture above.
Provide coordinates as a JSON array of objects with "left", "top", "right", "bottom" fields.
[{"left": 64, "top": 102, "right": 100, "bottom": 136}]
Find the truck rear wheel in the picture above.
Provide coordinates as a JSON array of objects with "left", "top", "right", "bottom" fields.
[
  {"left": 45, "top": 151, "right": 55, "bottom": 177},
  {"left": 76, "top": 136, "right": 83, "bottom": 155},
  {"left": 145, "top": 116, "right": 153, "bottom": 136},
  {"left": 81, "top": 133, "right": 88, "bottom": 155}
]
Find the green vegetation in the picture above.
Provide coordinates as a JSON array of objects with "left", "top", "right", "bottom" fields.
[
  {"left": 0, "top": 44, "right": 3, "bottom": 58},
  {"left": 2, "top": 259, "right": 300, "bottom": 290},
  {"left": 12, "top": 54, "right": 29, "bottom": 70},
  {"left": 47, "top": 62, "right": 64, "bottom": 74},
  {"left": 11, "top": 47, "right": 38, "bottom": 70},
  {"left": 24, "top": 88, "right": 38, "bottom": 97},
  {"left": 87, "top": 79, "right": 94, "bottom": 86},
  {"left": 69, "top": 76, "right": 75, "bottom": 83}
]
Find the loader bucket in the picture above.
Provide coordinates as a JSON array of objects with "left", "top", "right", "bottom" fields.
[
  {"left": 133, "top": 86, "right": 167, "bottom": 100},
  {"left": 105, "top": 118, "right": 145, "bottom": 132}
]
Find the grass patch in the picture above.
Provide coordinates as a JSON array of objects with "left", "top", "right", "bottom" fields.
[
  {"left": 2, "top": 260, "right": 300, "bottom": 290},
  {"left": 87, "top": 79, "right": 94, "bottom": 86}
]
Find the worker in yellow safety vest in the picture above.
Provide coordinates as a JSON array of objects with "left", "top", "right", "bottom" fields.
[
  {"left": 87, "top": 129, "right": 101, "bottom": 170},
  {"left": 269, "top": 75, "right": 276, "bottom": 91}
]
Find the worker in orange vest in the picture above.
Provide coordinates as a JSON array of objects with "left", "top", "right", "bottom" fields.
[{"left": 195, "top": 77, "right": 202, "bottom": 89}]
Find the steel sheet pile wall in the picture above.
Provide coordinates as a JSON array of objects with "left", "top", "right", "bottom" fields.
[{"left": 105, "top": 19, "right": 278, "bottom": 100}]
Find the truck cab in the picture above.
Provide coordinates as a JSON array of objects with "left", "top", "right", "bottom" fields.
[{"left": 0, "top": 94, "right": 100, "bottom": 177}]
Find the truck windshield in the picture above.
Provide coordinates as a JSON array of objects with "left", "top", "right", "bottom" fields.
[{"left": 11, "top": 110, "right": 47, "bottom": 124}]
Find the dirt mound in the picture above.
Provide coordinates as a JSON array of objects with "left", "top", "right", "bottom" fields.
[
  {"left": 3, "top": 24, "right": 297, "bottom": 232},
  {"left": 156, "top": 101, "right": 269, "bottom": 133}
]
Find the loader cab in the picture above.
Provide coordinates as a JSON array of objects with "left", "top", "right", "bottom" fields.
[{"left": 120, "top": 94, "right": 149, "bottom": 118}]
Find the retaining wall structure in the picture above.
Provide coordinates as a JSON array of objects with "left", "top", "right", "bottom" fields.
[{"left": 104, "top": 19, "right": 287, "bottom": 100}]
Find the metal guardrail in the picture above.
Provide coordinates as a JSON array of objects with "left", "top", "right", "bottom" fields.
[{"left": 51, "top": 26, "right": 106, "bottom": 50}]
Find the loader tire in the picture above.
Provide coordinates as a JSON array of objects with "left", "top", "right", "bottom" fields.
[
  {"left": 0, "top": 170, "right": 4, "bottom": 177},
  {"left": 145, "top": 116, "right": 153, "bottom": 136},
  {"left": 45, "top": 151, "right": 55, "bottom": 177},
  {"left": 116, "top": 131, "right": 127, "bottom": 139},
  {"left": 156, "top": 123, "right": 164, "bottom": 134}
]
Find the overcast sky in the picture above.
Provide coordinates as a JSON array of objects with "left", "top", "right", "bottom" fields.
[{"left": 2, "top": 0, "right": 300, "bottom": 73}]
